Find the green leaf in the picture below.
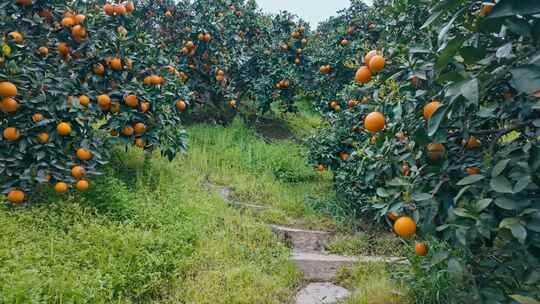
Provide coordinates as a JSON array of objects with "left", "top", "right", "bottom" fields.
[
  {"left": 511, "top": 66, "right": 540, "bottom": 95},
  {"left": 488, "top": 0, "right": 540, "bottom": 18},
  {"left": 377, "top": 188, "right": 391, "bottom": 198},
  {"left": 492, "top": 159, "right": 510, "bottom": 176},
  {"left": 476, "top": 198, "right": 493, "bottom": 212},
  {"left": 447, "top": 258, "right": 464, "bottom": 277},
  {"left": 411, "top": 192, "right": 433, "bottom": 201},
  {"left": 495, "top": 197, "right": 519, "bottom": 210},
  {"left": 513, "top": 175, "right": 531, "bottom": 193},
  {"left": 460, "top": 46, "right": 486, "bottom": 64},
  {"left": 511, "top": 223, "right": 527, "bottom": 244},
  {"left": 510, "top": 295, "right": 540, "bottom": 304},
  {"left": 428, "top": 105, "right": 447, "bottom": 137},
  {"left": 499, "top": 217, "right": 520, "bottom": 229},
  {"left": 490, "top": 175, "right": 514, "bottom": 193},
  {"left": 436, "top": 36, "right": 468, "bottom": 72},
  {"left": 457, "top": 174, "right": 485, "bottom": 186}
]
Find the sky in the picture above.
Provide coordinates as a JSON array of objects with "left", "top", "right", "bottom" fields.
[{"left": 255, "top": 0, "right": 371, "bottom": 26}]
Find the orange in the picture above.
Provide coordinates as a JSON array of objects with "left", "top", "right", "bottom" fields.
[
  {"left": 54, "top": 182, "right": 69, "bottom": 193},
  {"left": 125, "top": 2, "right": 135, "bottom": 13},
  {"left": 57, "top": 122, "right": 72, "bottom": 136},
  {"left": 94, "top": 64, "right": 105, "bottom": 74},
  {"left": 38, "top": 46, "right": 49, "bottom": 55},
  {"left": 1, "top": 97, "right": 18, "bottom": 112},
  {"left": 299, "top": 26, "right": 305, "bottom": 33},
  {"left": 32, "top": 113, "right": 44, "bottom": 122},
  {"left": 71, "top": 166, "right": 86, "bottom": 179},
  {"left": 364, "top": 111, "right": 385, "bottom": 133},
  {"left": 74, "top": 14, "right": 86, "bottom": 24},
  {"left": 415, "top": 242, "right": 428, "bottom": 256},
  {"left": 393, "top": 216, "right": 417, "bottom": 238},
  {"left": 186, "top": 41, "right": 195, "bottom": 49},
  {"left": 110, "top": 58, "right": 122, "bottom": 70},
  {"left": 134, "top": 138, "right": 145, "bottom": 148},
  {"left": 0, "top": 82, "right": 17, "bottom": 97},
  {"left": 534, "top": 90, "right": 540, "bottom": 98},
  {"left": 110, "top": 102, "right": 121, "bottom": 113},
  {"left": 334, "top": 105, "right": 341, "bottom": 112},
  {"left": 7, "top": 190, "right": 25, "bottom": 204},
  {"left": 104, "top": 4, "right": 114, "bottom": 15},
  {"left": 354, "top": 66, "right": 372, "bottom": 84},
  {"left": 124, "top": 94, "right": 138, "bottom": 107},
  {"left": 467, "top": 167, "right": 481, "bottom": 175},
  {"left": 122, "top": 126, "right": 134, "bottom": 136},
  {"left": 229, "top": 100, "right": 237, "bottom": 109},
  {"left": 75, "top": 180, "right": 89, "bottom": 191},
  {"left": 368, "top": 55, "right": 385, "bottom": 73},
  {"left": 3, "top": 127, "right": 21, "bottom": 141},
  {"left": 340, "top": 39, "right": 349, "bottom": 46},
  {"left": 124, "top": 58, "right": 133, "bottom": 70},
  {"left": 140, "top": 102, "right": 150, "bottom": 113},
  {"left": 301, "top": 38, "right": 308, "bottom": 45},
  {"left": 423, "top": 101, "right": 441, "bottom": 120},
  {"left": 176, "top": 100, "right": 187, "bottom": 111},
  {"left": 97, "top": 95, "right": 111, "bottom": 109},
  {"left": 37, "top": 132, "right": 49, "bottom": 144},
  {"left": 402, "top": 163, "right": 410, "bottom": 176},
  {"left": 15, "top": 0, "right": 33, "bottom": 5},
  {"left": 317, "top": 164, "right": 325, "bottom": 172},
  {"left": 71, "top": 25, "right": 86, "bottom": 38},
  {"left": 427, "top": 143, "right": 445, "bottom": 161},
  {"left": 79, "top": 95, "right": 90, "bottom": 106},
  {"left": 465, "top": 136, "right": 481, "bottom": 149},
  {"left": 291, "top": 31, "right": 300, "bottom": 38},
  {"left": 114, "top": 4, "right": 126, "bottom": 15},
  {"left": 364, "top": 50, "right": 378, "bottom": 65},
  {"left": 134, "top": 122, "right": 146, "bottom": 134},
  {"left": 339, "top": 152, "right": 349, "bottom": 161},
  {"left": 58, "top": 42, "right": 70, "bottom": 57},
  {"left": 479, "top": 2, "right": 495, "bottom": 17},
  {"left": 76, "top": 148, "right": 92, "bottom": 161},
  {"left": 61, "top": 17, "right": 75, "bottom": 27},
  {"left": 8, "top": 31, "right": 23, "bottom": 43}
]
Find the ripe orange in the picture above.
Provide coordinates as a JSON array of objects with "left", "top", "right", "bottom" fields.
[
  {"left": 317, "top": 164, "right": 325, "bottom": 172},
  {"left": 7, "top": 190, "right": 25, "bottom": 204},
  {"left": 423, "top": 101, "right": 441, "bottom": 120},
  {"left": 229, "top": 100, "right": 237, "bottom": 109},
  {"left": 79, "top": 95, "right": 90, "bottom": 106},
  {"left": 364, "top": 112, "right": 386, "bottom": 133},
  {"left": 38, "top": 46, "right": 49, "bottom": 55},
  {"left": 415, "top": 242, "right": 428, "bottom": 256},
  {"left": 368, "top": 55, "right": 385, "bottom": 73},
  {"left": 54, "top": 182, "right": 69, "bottom": 193},
  {"left": 0, "top": 82, "right": 17, "bottom": 97},
  {"left": 291, "top": 31, "right": 300, "bottom": 38},
  {"left": 75, "top": 180, "right": 90, "bottom": 191},
  {"left": 354, "top": 66, "right": 372, "bottom": 84},
  {"left": 114, "top": 4, "right": 127, "bottom": 15},
  {"left": 58, "top": 42, "right": 70, "bottom": 57},
  {"left": 402, "top": 163, "right": 410, "bottom": 176},
  {"left": 15, "top": 0, "right": 33, "bottom": 6},
  {"left": 122, "top": 126, "right": 134, "bottom": 136},
  {"left": 364, "top": 50, "right": 378, "bottom": 65},
  {"left": 71, "top": 25, "right": 87, "bottom": 38},
  {"left": 134, "top": 122, "right": 146, "bottom": 134},
  {"left": 74, "top": 14, "right": 86, "bottom": 24},
  {"left": 97, "top": 95, "right": 111, "bottom": 109},
  {"left": 71, "top": 166, "right": 86, "bottom": 179},
  {"left": 393, "top": 216, "right": 417, "bottom": 238},
  {"left": 37, "top": 132, "right": 49, "bottom": 144},
  {"left": 176, "top": 100, "right": 187, "bottom": 111},
  {"left": 124, "top": 94, "right": 138, "bottom": 107},
  {"left": 340, "top": 39, "right": 349, "bottom": 46},
  {"left": 465, "top": 136, "right": 481, "bottom": 149},
  {"left": 334, "top": 105, "right": 341, "bottom": 112},
  {"left": 76, "top": 148, "right": 92, "bottom": 161},
  {"left": 186, "top": 41, "right": 195, "bottom": 49},
  {"left": 110, "top": 58, "right": 122, "bottom": 70},
  {"left": 61, "top": 17, "right": 75, "bottom": 27},
  {"left": 347, "top": 100, "right": 357, "bottom": 109},
  {"left": 94, "top": 64, "right": 105, "bottom": 74},
  {"left": 299, "top": 26, "right": 305, "bottom": 33},
  {"left": 57, "top": 122, "right": 72, "bottom": 136},
  {"left": 427, "top": 143, "right": 446, "bottom": 161},
  {"left": 125, "top": 2, "right": 135, "bottom": 13},
  {"left": 1, "top": 98, "right": 18, "bottom": 112},
  {"left": 32, "top": 113, "right": 44, "bottom": 122},
  {"left": 104, "top": 4, "right": 114, "bottom": 15},
  {"left": 339, "top": 152, "right": 349, "bottom": 161},
  {"left": 467, "top": 167, "right": 481, "bottom": 175},
  {"left": 479, "top": 2, "right": 494, "bottom": 17},
  {"left": 3, "top": 127, "right": 20, "bottom": 141},
  {"left": 140, "top": 102, "right": 150, "bottom": 113},
  {"left": 8, "top": 31, "right": 23, "bottom": 43},
  {"left": 134, "top": 138, "right": 145, "bottom": 148}
]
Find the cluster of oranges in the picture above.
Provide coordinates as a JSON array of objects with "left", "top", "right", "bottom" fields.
[
  {"left": 355, "top": 49, "right": 386, "bottom": 84},
  {"left": 103, "top": 2, "right": 135, "bottom": 16}
]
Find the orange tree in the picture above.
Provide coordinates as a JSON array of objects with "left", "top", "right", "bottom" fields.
[
  {"left": 1, "top": 0, "right": 188, "bottom": 203},
  {"left": 309, "top": 0, "right": 540, "bottom": 301}
]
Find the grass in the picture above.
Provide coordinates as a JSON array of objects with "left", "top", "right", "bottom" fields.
[{"left": 0, "top": 114, "right": 411, "bottom": 303}]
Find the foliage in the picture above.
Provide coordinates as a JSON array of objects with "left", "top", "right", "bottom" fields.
[{"left": 309, "top": 0, "right": 540, "bottom": 302}]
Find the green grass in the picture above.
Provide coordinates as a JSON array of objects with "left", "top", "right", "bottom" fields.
[{"left": 0, "top": 117, "right": 410, "bottom": 303}]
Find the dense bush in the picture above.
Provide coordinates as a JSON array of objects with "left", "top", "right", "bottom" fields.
[{"left": 309, "top": 0, "right": 540, "bottom": 302}]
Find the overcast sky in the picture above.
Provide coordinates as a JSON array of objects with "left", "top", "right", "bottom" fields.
[{"left": 255, "top": 0, "right": 372, "bottom": 26}]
